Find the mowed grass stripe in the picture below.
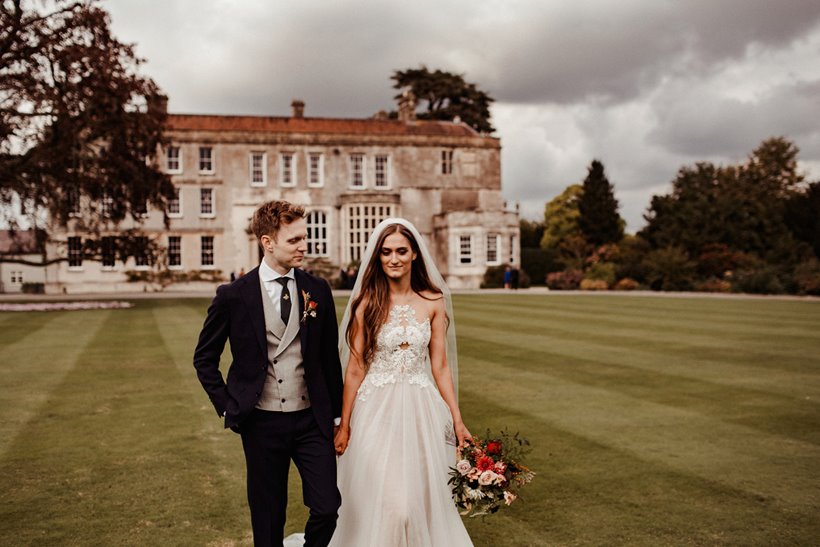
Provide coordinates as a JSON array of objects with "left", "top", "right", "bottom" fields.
[
  {"left": 457, "top": 311, "right": 819, "bottom": 378},
  {"left": 455, "top": 297, "right": 820, "bottom": 345},
  {"left": 463, "top": 355, "right": 820, "bottom": 511},
  {"left": 459, "top": 331, "right": 820, "bottom": 447},
  {"left": 0, "top": 301, "right": 241, "bottom": 545},
  {"left": 0, "top": 310, "right": 110, "bottom": 457},
  {"left": 455, "top": 294, "right": 820, "bottom": 333},
  {"left": 0, "top": 310, "right": 63, "bottom": 350},
  {"left": 455, "top": 296, "right": 820, "bottom": 357},
  {"left": 459, "top": 387, "right": 818, "bottom": 547},
  {"left": 457, "top": 314, "right": 820, "bottom": 400}
]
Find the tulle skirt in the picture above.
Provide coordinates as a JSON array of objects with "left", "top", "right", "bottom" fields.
[{"left": 329, "top": 380, "right": 473, "bottom": 546}]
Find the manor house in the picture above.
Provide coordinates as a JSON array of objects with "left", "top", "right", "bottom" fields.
[{"left": 49, "top": 99, "right": 519, "bottom": 293}]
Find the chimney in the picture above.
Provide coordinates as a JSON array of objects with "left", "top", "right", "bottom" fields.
[
  {"left": 397, "top": 89, "right": 416, "bottom": 122},
  {"left": 291, "top": 99, "right": 305, "bottom": 119}
]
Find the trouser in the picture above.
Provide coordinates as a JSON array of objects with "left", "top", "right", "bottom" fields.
[{"left": 240, "top": 408, "right": 341, "bottom": 547}]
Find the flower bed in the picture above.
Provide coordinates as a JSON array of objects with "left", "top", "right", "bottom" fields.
[{"left": 0, "top": 301, "right": 134, "bottom": 312}]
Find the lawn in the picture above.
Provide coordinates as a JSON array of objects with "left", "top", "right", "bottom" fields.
[{"left": 1, "top": 294, "right": 818, "bottom": 546}]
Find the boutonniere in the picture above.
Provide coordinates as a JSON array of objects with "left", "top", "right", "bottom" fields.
[{"left": 301, "top": 290, "right": 318, "bottom": 323}]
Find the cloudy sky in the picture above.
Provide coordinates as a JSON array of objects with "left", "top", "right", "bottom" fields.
[{"left": 105, "top": 0, "right": 820, "bottom": 232}]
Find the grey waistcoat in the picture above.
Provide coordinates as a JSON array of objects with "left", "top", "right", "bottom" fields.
[{"left": 255, "top": 278, "right": 310, "bottom": 412}]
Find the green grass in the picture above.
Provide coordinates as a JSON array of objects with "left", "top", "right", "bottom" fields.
[{"left": 0, "top": 294, "right": 818, "bottom": 546}]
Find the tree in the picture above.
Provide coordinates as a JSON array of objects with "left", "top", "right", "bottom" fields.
[
  {"left": 519, "top": 219, "right": 544, "bottom": 248},
  {"left": 641, "top": 137, "right": 804, "bottom": 263},
  {"left": 785, "top": 181, "right": 820, "bottom": 259},
  {"left": 391, "top": 66, "right": 495, "bottom": 133},
  {"left": 577, "top": 160, "right": 624, "bottom": 246},
  {"left": 540, "top": 184, "right": 583, "bottom": 250},
  {"left": 641, "top": 247, "right": 696, "bottom": 291},
  {"left": 0, "top": 0, "right": 174, "bottom": 266}
]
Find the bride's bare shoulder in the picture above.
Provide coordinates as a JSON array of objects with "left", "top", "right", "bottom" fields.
[
  {"left": 417, "top": 290, "right": 445, "bottom": 318},
  {"left": 418, "top": 289, "right": 444, "bottom": 302}
]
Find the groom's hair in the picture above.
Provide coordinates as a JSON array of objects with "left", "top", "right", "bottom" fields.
[{"left": 251, "top": 200, "right": 305, "bottom": 241}]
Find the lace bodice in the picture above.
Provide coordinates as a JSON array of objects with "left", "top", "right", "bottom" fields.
[{"left": 357, "top": 304, "right": 434, "bottom": 401}]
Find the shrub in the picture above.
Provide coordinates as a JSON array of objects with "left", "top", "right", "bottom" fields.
[
  {"left": 481, "top": 265, "right": 530, "bottom": 289},
  {"left": 124, "top": 269, "right": 226, "bottom": 289},
  {"left": 794, "top": 260, "right": 820, "bottom": 295},
  {"left": 696, "top": 278, "right": 732, "bottom": 293},
  {"left": 615, "top": 235, "right": 651, "bottom": 284},
  {"left": 481, "top": 265, "right": 506, "bottom": 288},
  {"left": 641, "top": 247, "right": 695, "bottom": 291},
  {"left": 585, "top": 261, "right": 617, "bottom": 286},
  {"left": 580, "top": 278, "right": 608, "bottom": 291},
  {"left": 613, "top": 278, "right": 639, "bottom": 291},
  {"left": 517, "top": 269, "right": 532, "bottom": 289},
  {"left": 731, "top": 266, "right": 785, "bottom": 294},
  {"left": 521, "top": 247, "right": 559, "bottom": 286},
  {"left": 546, "top": 269, "right": 583, "bottom": 290}
]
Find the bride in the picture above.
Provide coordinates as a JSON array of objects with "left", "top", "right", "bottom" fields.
[{"left": 329, "top": 218, "right": 474, "bottom": 546}]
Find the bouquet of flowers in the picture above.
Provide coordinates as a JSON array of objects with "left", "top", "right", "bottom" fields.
[{"left": 449, "top": 429, "right": 535, "bottom": 517}]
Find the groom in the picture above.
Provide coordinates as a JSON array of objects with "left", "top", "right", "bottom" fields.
[{"left": 193, "top": 200, "right": 343, "bottom": 546}]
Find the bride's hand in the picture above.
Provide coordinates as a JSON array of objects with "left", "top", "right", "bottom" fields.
[
  {"left": 334, "top": 427, "right": 350, "bottom": 455},
  {"left": 455, "top": 422, "right": 472, "bottom": 448}
]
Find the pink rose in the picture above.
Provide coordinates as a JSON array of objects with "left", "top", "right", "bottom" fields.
[
  {"left": 504, "top": 491, "right": 517, "bottom": 505},
  {"left": 456, "top": 460, "right": 472, "bottom": 476},
  {"left": 478, "top": 470, "right": 497, "bottom": 486}
]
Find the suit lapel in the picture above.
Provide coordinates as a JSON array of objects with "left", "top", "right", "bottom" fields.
[
  {"left": 239, "top": 266, "right": 268, "bottom": 355},
  {"left": 296, "top": 269, "right": 309, "bottom": 359},
  {"left": 273, "top": 288, "right": 300, "bottom": 359}
]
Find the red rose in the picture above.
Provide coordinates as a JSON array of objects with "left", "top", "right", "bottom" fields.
[{"left": 487, "top": 441, "right": 502, "bottom": 455}]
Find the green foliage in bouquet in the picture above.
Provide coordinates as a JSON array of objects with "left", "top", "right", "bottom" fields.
[{"left": 449, "top": 429, "right": 535, "bottom": 518}]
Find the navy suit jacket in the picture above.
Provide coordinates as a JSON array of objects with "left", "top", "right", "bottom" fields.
[{"left": 193, "top": 267, "right": 343, "bottom": 439}]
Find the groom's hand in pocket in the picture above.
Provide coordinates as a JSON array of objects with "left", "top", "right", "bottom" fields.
[{"left": 334, "top": 427, "right": 349, "bottom": 455}]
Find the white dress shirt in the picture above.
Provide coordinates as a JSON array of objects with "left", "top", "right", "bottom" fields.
[{"left": 258, "top": 260, "right": 295, "bottom": 316}]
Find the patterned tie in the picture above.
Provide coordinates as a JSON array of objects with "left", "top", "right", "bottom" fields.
[{"left": 276, "top": 277, "right": 291, "bottom": 325}]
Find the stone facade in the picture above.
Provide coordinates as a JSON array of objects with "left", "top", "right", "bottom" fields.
[
  {"left": 51, "top": 102, "right": 519, "bottom": 292},
  {"left": 0, "top": 230, "right": 46, "bottom": 293}
]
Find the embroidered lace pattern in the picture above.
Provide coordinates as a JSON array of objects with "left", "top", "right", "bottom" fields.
[{"left": 357, "top": 304, "right": 434, "bottom": 401}]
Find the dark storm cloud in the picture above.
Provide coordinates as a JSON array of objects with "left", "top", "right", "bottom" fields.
[
  {"left": 108, "top": 0, "right": 479, "bottom": 117},
  {"left": 473, "top": 0, "right": 820, "bottom": 105},
  {"left": 649, "top": 79, "right": 820, "bottom": 159},
  {"left": 104, "top": 0, "right": 820, "bottom": 231}
]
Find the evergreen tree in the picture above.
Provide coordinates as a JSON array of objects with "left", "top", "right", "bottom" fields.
[{"left": 577, "top": 160, "right": 624, "bottom": 246}]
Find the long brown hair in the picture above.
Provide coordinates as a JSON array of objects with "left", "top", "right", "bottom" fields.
[{"left": 346, "top": 223, "right": 442, "bottom": 369}]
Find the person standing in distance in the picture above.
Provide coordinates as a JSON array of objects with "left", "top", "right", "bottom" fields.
[{"left": 193, "top": 200, "right": 343, "bottom": 546}]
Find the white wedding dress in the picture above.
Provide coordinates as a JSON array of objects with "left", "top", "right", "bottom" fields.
[{"left": 329, "top": 304, "right": 473, "bottom": 546}]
